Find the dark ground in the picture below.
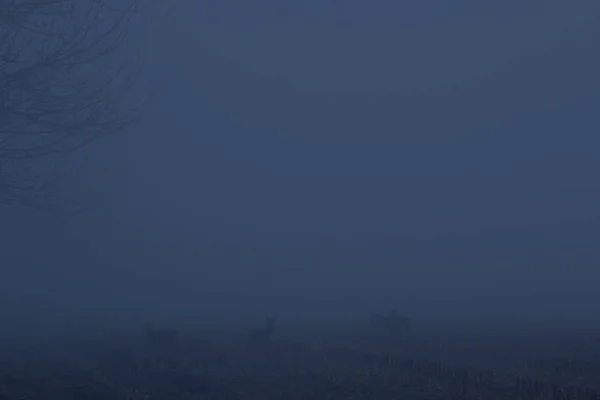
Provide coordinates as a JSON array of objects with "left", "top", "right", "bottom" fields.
[{"left": 1, "top": 319, "right": 600, "bottom": 400}]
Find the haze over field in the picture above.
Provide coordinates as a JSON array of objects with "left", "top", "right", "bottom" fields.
[{"left": 2, "top": 0, "right": 600, "bottom": 337}]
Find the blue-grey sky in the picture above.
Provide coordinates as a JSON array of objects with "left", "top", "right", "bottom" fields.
[{"left": 2, "top": 0, "right": 600, "bottom": 329}]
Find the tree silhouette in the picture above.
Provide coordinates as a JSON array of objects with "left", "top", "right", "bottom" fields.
[{"left": 0, "top": 0, "right": 143, "bottom": 211}]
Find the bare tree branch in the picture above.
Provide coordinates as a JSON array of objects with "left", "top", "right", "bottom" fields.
[{"left": 0, "top": 0, "right": 145, "bottom": 211}]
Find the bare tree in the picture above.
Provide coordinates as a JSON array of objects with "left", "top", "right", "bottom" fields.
[{"left": 0, "top": 0, "right": 145, "bottom": 212}]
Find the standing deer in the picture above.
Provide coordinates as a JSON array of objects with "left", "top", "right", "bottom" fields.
[
  {"left": 370, "top": 309, "right": 413, "bottom": 341},
  {"left": 247, "top": 317, "right": 277, "bottom": 355},
  {"left": 144, "top": 322, "right": 179, "bottom": 347}
]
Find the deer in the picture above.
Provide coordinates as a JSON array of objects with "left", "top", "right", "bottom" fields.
[
  {"left": 369, "top": 309, "right": 413, "bottom": 342},
  {"left": 143, "top": 322, "right": 179, "bottom": 347},
  {"left": 247, "top": 317, "right": 277, "bottom": 355}
]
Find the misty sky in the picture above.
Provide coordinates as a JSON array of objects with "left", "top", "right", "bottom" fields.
[{"left": 2, "top": 0, "right": 600, "bottom": 328}]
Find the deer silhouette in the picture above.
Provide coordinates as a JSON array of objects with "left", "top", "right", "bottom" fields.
[
  {"left": 144, "top": 322, "right": 179, "bottom": 347},
  {"left": 369, "top": 309, "right": 413, "bottom": 341},
  {"left": 247, "top": 317, "right": 277, "bottom": 354}
]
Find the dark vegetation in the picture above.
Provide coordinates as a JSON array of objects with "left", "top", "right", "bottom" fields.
[
  {"left": 0, "top": 0, "right": 141, "bottom": 212},
  {"left": 2, "top": 313, "right": 600, "bottom": 400}
]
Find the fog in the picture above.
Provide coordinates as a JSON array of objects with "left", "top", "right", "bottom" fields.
[{"left": 2, "top": 0, "right": 600, "bottom": 339}]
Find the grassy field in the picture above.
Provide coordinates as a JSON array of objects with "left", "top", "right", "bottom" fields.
[{"left": 1, "top": 320, "right": 600, "bottom": 400}]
